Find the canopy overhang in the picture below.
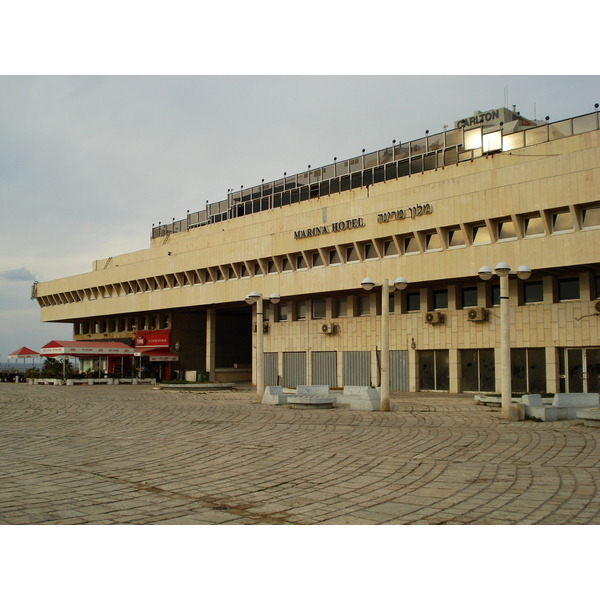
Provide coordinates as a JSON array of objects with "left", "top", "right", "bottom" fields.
[
  {"left": 8, "top": 346, "right": 40, "bottom": 360},
  {"left": 134, "top": 349, "right": 179, "bottom": 362},
  {"left": 41, "top": 341, "right": 135, "bottom": 358}
]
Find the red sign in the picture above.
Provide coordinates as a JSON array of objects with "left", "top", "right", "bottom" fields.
[{"left": 134, "top": 330, "right": 171, "bottom": 349}]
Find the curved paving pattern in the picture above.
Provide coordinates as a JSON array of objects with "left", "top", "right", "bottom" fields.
[{"left": 0, "top": 383, "right": 599, "bottom": 525}]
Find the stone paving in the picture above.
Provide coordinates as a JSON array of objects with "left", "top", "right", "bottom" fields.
[{"left": 0, "top": 382, "right": 599, "bottom": 525}]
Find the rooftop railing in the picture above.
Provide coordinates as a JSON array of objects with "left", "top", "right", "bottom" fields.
[{"left": 151, "top": 110, "right": 600, "bottom": 240}]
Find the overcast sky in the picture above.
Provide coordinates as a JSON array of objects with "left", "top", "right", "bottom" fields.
[{"left": 2, "top": 74, "right": 600, "bottom": 364}]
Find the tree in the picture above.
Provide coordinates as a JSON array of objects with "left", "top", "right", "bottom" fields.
[{"left": 41, "top": 357, "right": 74, "bottom": 378}]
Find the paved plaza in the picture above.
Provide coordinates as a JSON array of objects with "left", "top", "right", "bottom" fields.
[{"left": 0, "top": 382, "right": 599, "bottom": 525}]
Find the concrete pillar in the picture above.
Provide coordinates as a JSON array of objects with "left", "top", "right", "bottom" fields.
[
  {"left": 449, "top": 347, "right": 460, "bottom": 393},
  {"left": 206, "top": 308, "right": 217, "bottom": 382},
  {"left": 546, "top": 346, "right": 558, "bottom": 394}
]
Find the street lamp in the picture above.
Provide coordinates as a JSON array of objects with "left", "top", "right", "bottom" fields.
[
  {"left": 245, "top": 291, "right": 280, "bottom": 401},
  {"left": 478, "top": 262, "right": 531, "bottom": 419},
  {"left": 361, "top": 276, "right": 408, "bottom": 411}
]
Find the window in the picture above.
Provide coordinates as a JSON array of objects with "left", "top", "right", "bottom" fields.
[
  {"left": 497, "top": 220, "right": 517, "bottom": 241},
  {"left": 296, "top": 301, "right": 306, "bottom": 320},
  {"left": 461, "top": 286, "right": 478, "bottom": 308},
  {"left": 433, "top": 289, "right": 448, "bottom": 309},
  {"left": 523, "top": 281, "right": 544, "bottom": 303},
  {"left": 524, "top": 214, "right": 544, "bottom": 237},
  {"left": 491, "top": 284, "right": 500, "bottom": 306},
  {"left": 447, "top": 228, "right": 466, "bottom": 248},
  {"left": 346, "top": 246, "right": 359, "bottom": 262},
  {"left": 511, "top": 348, "right": 546, "bottom": 394},
  {"left": 277, "top": 303, "right": 287, "bottom": 322},
  {"left": 388, "top": 294, "right": 395, "bottom": 313},
  {"left": 472, "top": 224, "right": 491, "bottom": 245},
  {"left": 552, "top": 210, "right": 574, "bottom": 233},
  {"left": 296, "top": 255, "right": 307, "bottom": 270},
  {"left": 312, "top": 252, "right": 324, "bottom": 267},
  {"left": 403, "top": 236, "right": 419, "bottom": 254},
  {"left": 558, "top": 277, "right": 580, "bottom": 301},
  {"left": 383, "top": 239, "right": 398, "bottom": 257},
  {"left": 335, "top": 296, "right": 347, "bottom": 317},
  {"left": 281, "top": 257, "right": 292, "bottom": 272},
  {"left": 267, "top": 260, "right": 277, "bottom": 274},
  {"left": 582, "top": 206, "right": 600, "bottom": 229},
  {"left": 240, "top": 264, "right": 249, "bottom": 277},
  {"left": 263, "top": 304, "right": 270, "bottom": 321},
  {"left": 364, "top": 243, "right": 377, "bottom": 260},
  {"left": 425, "top": 231, "right": 442, "bottom": 251},
  {"left": 596, "top": 275, "right": 600, "bottom": 299},
  {"left": 329, "top": 249, "right": 341, "bottom": 265},
  {"left": 312, "top": 299, "right": 326, "bottom": 319},
  {"left": 358, "top": 296, "right": 370, "bottom": 316},
  {"left": 406, "top": 292, "right": 421, "bottom": 312}
]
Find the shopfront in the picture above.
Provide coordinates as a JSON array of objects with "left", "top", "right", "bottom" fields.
[{"left": 134, "top": 330, "right": 178, "bottom": 380}]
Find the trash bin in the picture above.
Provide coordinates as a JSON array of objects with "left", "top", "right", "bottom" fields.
[{"left": 198, "top": 371, "right": 209, "bottom": 383}]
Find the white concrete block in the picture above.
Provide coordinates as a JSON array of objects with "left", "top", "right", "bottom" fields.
[{"left": 552, "top": 393, "right": 600, "bottom": 408}]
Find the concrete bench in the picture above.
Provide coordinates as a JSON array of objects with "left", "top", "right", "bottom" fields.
[
  {"left": 552, "top": 393, "right": 599, "bottom": 407},
  {"left": 576, "top": 408, "right": 600, "bottom": 427},
  {"left": 287, "top": 395, "right": 336, "bottom": 409},
  {"left": 520, "top": 395, "right": 560, "bottom": 421},
  {"left": 289, "top": 385, "right": 337, "bottom": 409},
  {"left": 262, "top": 386, "right": 289, "bottom": 405},
  {"left": 339, "top": 386, "right": 381, "bottom": 411},
  {"left": 520, "top": 393, "right": 599, "bottom": 421},
  {"left": 552, "top": 393, "right": 600, "bottom": 419},
  {"left": 263, "top": 385, "right": 338, "bottom": 409}
]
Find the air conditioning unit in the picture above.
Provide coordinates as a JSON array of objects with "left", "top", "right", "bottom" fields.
[
  {"left": 425, "top": 311, "right": 444, "bottom": 324},
  {"left": 320, "top": 323, "right": 335, "bottom": 334},
  {"left": 595, "top": 300, "right": 600, "bottom": 313},
  {"left": 467, "top": 307, "right": 487, "bottom": 321}
]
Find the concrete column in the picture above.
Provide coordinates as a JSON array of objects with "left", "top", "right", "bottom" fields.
[
  {"left": 546, "top": 346, "right": 558, "bottom": 394},
  {"left": 206, "top": 309, "right": 216, "bottom": 382},
  {"left": 380, "top": 279, "right": 391, "bottom": 411},
  {"left": 449, "top": 347, "right": 460, "bottom": 393},
  {"left": 500, "top": 274, "right": 511, "bottom": 420}
]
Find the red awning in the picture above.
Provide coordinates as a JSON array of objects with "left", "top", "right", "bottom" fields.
[
  {"left": 40, "top": 340, "right": 135, "bottom": 358},
  {"left": 8, "top": 346, "right": 40, "bottom": 359},
  {"left": 134, "top": 349, "right": 179, "bottom": 362}
]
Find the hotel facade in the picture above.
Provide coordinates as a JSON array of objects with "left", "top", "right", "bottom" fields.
[{"left": 34, "top": 106, "right": 600, "bottom": 394}]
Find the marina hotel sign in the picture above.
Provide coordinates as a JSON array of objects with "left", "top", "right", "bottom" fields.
[{"left": 294, "top": 204, "right": 433, "bottom": 239}]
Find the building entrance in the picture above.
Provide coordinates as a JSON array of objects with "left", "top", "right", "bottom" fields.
[{"left": 559, "top": 348, "right": 600, "bottom": 393}]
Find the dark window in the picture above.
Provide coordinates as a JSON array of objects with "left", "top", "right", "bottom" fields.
[
  {"left": 595, "top": 275, "right": 600, "bottom": 298},
  {"left": 523, "top": 281, "right": 544, "bottom": 303},
  {"left": 461, "top": 286, "right": 478, "bottom": 307},
  {"left": 329, "top": 249, "right": 341, "bottom": 264},
  {"left": 558, "top": 277, "right": 580, "bottom": 301},
  {"left": 512, "top": 348, "right": 546, "bottom": 394},
  {"left": 406, "top": 292, "right": 420, "bottom": 312},
  {"left": 358, "top": 296, "right": 370, "bottom": 316},
  {"left": 385, "top": 163, "right": 397, "bottom": 180},
  {"left": 388, "top": 294, "right": 395, "bottom": 313},
  {"left": 433, "top": 289, "right": 448, "bottom": 309},
  {"left": 491, "top": 284, "right": 500, "bottom": 306},
  {"left": 312, "top": 300, "right": 326, "bottom": 319},
  {"left": 296, "top": 255, "right": 307, "bottom": 269}
]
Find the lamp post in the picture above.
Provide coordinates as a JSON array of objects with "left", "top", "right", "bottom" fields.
[
  {"left": 361, "top": 276, "right": 408, "bottom": 411},
  {"left": 245, "top": 291, "right": 280, "bottom": 401},
  {"left": 478, "top": 262, "right": 531, "bottom": 419}
]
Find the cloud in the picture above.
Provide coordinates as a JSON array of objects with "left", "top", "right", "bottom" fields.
[{"left": 2, "top": 267, "right": 36, "bottom": 281}]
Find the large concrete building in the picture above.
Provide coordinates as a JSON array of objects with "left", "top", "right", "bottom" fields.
[{"left": 34, "top": 106, "right": 600, "bottom": 394}]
